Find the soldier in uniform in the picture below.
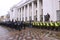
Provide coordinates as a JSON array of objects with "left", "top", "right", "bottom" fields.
[
  {"left": 45, "top": 13, "right": 50, "bottom": 22},
  {"left": 47, "top": 13, "right": 50, "bottom": 21},
  {"left": 11, "top": 19, "right": 14, "bottom": 29},
  {"left": 29, "top": 20, "right": 32, "bottom": 28}
]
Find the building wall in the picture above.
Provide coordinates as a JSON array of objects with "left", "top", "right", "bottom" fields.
[
  {"left": 9, "top": 11, "right": 12, "bottom": 21},
  {"left": 10, "top": 0, "right": 60, "bottom": 22},
  {"left": 43, "top": 0, "right": 59, "bottom": 22}
]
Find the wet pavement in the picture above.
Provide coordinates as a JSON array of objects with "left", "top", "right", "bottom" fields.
[{"left": 0, "top": 26, "right": 60, "bottom": 40}]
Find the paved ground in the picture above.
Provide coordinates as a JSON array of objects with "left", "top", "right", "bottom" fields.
[{"left": 0, "top": 26, "right": 60, "bottom": 40}]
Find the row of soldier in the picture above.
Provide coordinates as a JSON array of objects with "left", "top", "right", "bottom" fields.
[{"left": 0, "top": 19, "right": 26, "bottom": 31}]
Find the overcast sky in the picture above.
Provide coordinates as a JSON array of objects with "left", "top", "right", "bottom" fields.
[{"left": 0, "top": 0, "right": 22, "bottom": 16}]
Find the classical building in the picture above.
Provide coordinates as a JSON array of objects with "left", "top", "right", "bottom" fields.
[{"left": 9, "top": 0, "right": 60, "bottom": 22}]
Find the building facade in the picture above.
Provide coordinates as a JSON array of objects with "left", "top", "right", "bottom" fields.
[{"left": 9, "top": 0, "right": 60, "bottom": 22}]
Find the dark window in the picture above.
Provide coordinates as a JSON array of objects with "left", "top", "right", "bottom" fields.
[
  {"left": 11, "top": 10, "right": 13, "bottom": 12},
  {"left": 29, "top": 16, "right": 32, "bottom": 21},
  {"left": 25, "top": 17, "right": 27, "bottom": 21}
]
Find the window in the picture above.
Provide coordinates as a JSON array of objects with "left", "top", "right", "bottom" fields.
[
  {"left": 40, "top": 15, "right": 43, "bottom": 22},
  {"left": 11, "top": 10, "right": 13, "bottom": 12},
  {"left": 20, "top": 18, "right": 21, "bottom": 21},
  {"left": 29, "top": 16, "right": 32, "bottom": 21},
  {"left": 22, "top": 17, "right": 24, "bottom": 21},
  {"left": 20, "top": 8, "right": 21, "bottom": 13},
  {"left": 34, "top": 15, "right": 37, "bottom": 21},
  {"left": 57, "top": 10, "right": 60, "bottom": 21},
  {"left": 25, "top": 17, "right": 27, "bottom": 21}
]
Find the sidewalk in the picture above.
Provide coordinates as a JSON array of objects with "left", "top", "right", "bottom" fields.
[{"left": 0, "top": 26, "right": 59, "bottom": 40}]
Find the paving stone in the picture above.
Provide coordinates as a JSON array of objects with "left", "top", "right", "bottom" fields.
[
  {"left": 22, "top": 38, "right": 26, "bottom": 40},
  {"left": 0, "top": 26, "right": 59, "bottom": 40},
  {"left": 18, "top": 37, "right": 22, "bottom": 40},
  {"left": 32, "top": 38, "right": 37, "bottom": 40},
  {"left": 8, "top": 37, "right": 14, "bottom": 40}
]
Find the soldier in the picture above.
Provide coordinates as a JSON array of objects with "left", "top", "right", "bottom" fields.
[
  {"left": 44, "top": 13, "right": 50, "bottom": 22},
  {"left": 21, "top": 21, "right": 24, "bottom": 29},
  {"left": 47, "top": 13, "right": 50, "bottom": 21},
  {"left": 14, "top": 20, "right": 18, "bottom": 30},
  {"left": 8, "top": 19, "right": 11, "bottom": 27},
  {"left": 29, "top": 20, "right": 32, "bottom": 28},
  {"left": 11, "top": 19, "right": 14, "bottom": 29},
  {"left": 23, "top": 21, "right": 26, "bottom": 29}
]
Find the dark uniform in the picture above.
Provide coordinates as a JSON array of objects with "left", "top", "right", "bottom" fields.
[
  {"left": 29, "top": 20, "right": 32, "bottom": 28},
  {"left": 20, "top": 21, "right": 26, "bottom": 29}
]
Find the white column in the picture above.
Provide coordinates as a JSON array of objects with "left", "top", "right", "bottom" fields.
[
  {"left": 10, "top": 10, "right": 13, "bottom": 21},
  {"left": 21, "top": 8, "right": 22, "bottom": 21},
  {"left": 15, "top": 8, "right": 19, "bottom": 21},
  {"left": 22, "top": 8, "right": 24, "bottom": 21},
  {"left": 27, "top": 4, "right": 29, "bottom": 21},
  {"left": 32, "top": 1, "right": 34, "bottom": 21},
  {"left": 13, "top": 8, "right": 17, "bottom": 21},
  {"left": 18, "top": 9, "right": 20, "bottom": 21},
  {"left": 20, "top": 8, "right": 21, "bottom": 21},
  {"left": 24, "top": 6, "right": 26, "bottom": 21},
  {"left": 37, "top": 0, "right": 41, "bottom": 21}
]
